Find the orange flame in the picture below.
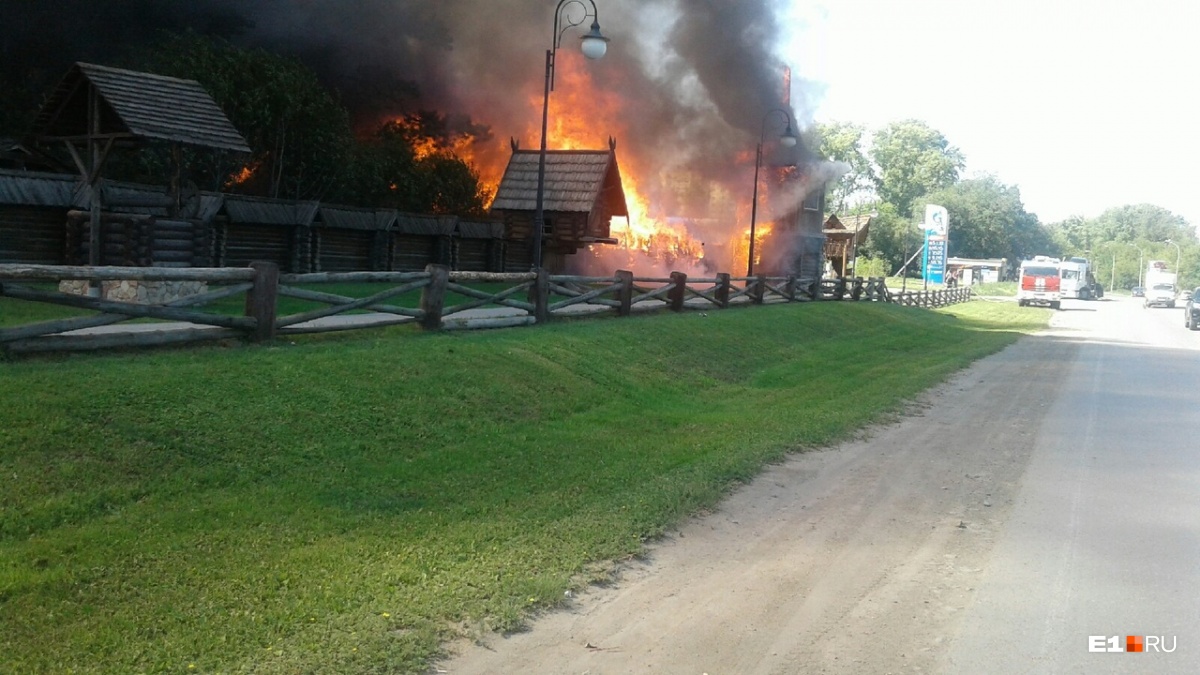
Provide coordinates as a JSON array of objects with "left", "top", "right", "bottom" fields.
[
  {"left": 225, "top": 162, "right": 258, "bottom": 190},
  {"left": 461, "top": 51, "right": 788, "bottom": 274},
  {"left": 521, "top": 54, "right": 718, "bottom": 271},
  {"left": 392, "top": 116, "right": 481, "bottom": 162}
]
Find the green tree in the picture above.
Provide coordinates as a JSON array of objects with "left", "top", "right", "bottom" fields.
[
  {"left": 418, "top": 154, "right": 487, "bottom": 215},
  {"left": 337, "top": 121, "right": 422, "bottom": 211},
  {"left": 1089, "top": 204, "right": 1193, "bottom": 244},
  {"left": 1046, "top": 214, "right": 1090, "bottom": 253},
  {"left": 917, "top": 175, "right": 1053, "bottom": 266},
  {"left": 334, "top": 118, "right": 486, "bottom": 215},
  {"left": 1046, "top": 205, "right": 1197, "bottom": 290},
  {"left": 126, "top": 32, "right": 354, "bottom": 200},
  {"left": 854, "top": 202, "right": 919, "bottom": 275},
  {"left": 870, "top": 120, "right": 965, "bottom": 217},
  {"left": 814, "top": 121, "right": 875, "bottom": 213}
]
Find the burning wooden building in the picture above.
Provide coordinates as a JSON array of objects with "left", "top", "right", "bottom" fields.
[
  {"left": 754, "top": 168, "right": 827, "bottom": 280},
  {"left": 490, "top": 142, "right": 627, "bottom": 273},
  {"left": 0, "top": 62, "right": 511, "bottom": 287}
]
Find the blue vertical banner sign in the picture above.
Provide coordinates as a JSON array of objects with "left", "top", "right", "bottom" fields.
[{"left": 923, "top": 204, "right": 948, "bottom": 284}]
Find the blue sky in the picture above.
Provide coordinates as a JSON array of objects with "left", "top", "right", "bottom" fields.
[{"left": 784, "top": 0, "right": 1200, "bottom": 228}]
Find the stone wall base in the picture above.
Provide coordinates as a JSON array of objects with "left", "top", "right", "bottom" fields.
[{"left": 58, "top": 279, "right": 209, "bottom": 305}]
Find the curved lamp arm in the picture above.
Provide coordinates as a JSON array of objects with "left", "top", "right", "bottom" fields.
[
  {"left": 760, "top": 108, "right": 798, "bottom": 147},
  {"left": 550, "top": 0, "right": 609, "bottom": 89}
]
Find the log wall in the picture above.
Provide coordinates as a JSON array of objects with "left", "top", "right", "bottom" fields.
[{"left": 0, "top": 207, "right": 68, "bottom": 265}]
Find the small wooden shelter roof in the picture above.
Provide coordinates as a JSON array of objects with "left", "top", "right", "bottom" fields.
[
  {"left": 457, "top": 219, "right": 505, "bottom": 239},
  {"left": 0, "top": 169, "right": 83, "bottom": 207},
  {"left": 394, "top": 212, "right": 454, "bottom": 236},
  {"left": 823, "top": 213, "right": 872, "bottom": 242},
  {"left": 491, "top": 149, "right": 628, "bottom": 216},
  {"left": 30, "top": 63, "right": 250, "bottom": 153},
  {"left": 223, "top": 195, "right": 319, "bottom": 226},
  {"left": 317, "top": 205, "right": 396, "bottom": 231},
  {"left": 0, "top": 168, "right": 224, "bottom": 220}
]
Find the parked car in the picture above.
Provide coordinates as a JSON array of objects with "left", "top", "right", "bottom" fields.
[
  {"left": 1186, "top": 287, "right": 1200, "bottom": 330},
  {"left": 1177, "top": 289, "right": 1193, "bottom": 306},
  {"left": 1132, "top": 286, "right": 1145, "bottom": 297}
]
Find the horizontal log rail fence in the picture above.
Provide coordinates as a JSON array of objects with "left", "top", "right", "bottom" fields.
[{"left": 0, "top": 263, "right": 970, "bottom": 353}]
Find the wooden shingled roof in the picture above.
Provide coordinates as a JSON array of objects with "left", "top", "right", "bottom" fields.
[
  {"left": 0, "top": 169, "right": 85, "bottom": 207},
  {"left": 317, "top": 205, "right": 396, "bottom": 231},
  {"left": 823, "top": 213, "right": 872, "bottom": 242},
  {"left": 491, "top": 149, "right": 628, "bottom": 216},
  {"left": 223, "top": 195, "right": 319, "bottom": 226},
  {"left": 31, "top": 63, "right": 250, "bottom": 153}
]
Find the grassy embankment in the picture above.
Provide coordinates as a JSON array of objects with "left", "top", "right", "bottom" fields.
[{"left": 0, "top": 299, "right": 1049, "bottom": 673}]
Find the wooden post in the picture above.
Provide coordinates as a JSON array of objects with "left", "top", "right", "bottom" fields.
[
  {"left": 715, "top": 273, "right": 731, "bottom": 308},
  {"left": 244, "top": 261, "right": 279, "bottom": 342},
  {"left": 751, "top": 276, "right": 765, "bottom": 304},
  {"left": 668, "top": 271, "right": 687, "bottom": 311},
  {"left": 420, "top": 264, "right": 449, "bottom": 330},
  {"left": 784, "top": 275, "right": 796, "bottom": 302},
  {"left": 532, "top": 266, "right": 550, "bottom": 323},
  {"left": 616, "top": 269, "right": 634, "bottom": 316}
]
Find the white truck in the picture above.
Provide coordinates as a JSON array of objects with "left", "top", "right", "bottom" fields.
[
  {"left": 1058, "top": 257, "right": 1103, "bottom": 300},
  {"left": 1143, "top": 260, "right": 1177, "bottom": 308}
]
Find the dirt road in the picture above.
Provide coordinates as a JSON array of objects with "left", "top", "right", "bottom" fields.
[{"left": 440, "top": 296, "right": 1200, "bottom": 674}]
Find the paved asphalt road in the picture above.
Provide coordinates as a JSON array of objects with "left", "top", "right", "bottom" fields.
[
  {"left": 943, "top": 295, "right": 1200, "bottom": 673},
  {"left": 442, "top": 294, "right": 1200, "bottom": 675}
]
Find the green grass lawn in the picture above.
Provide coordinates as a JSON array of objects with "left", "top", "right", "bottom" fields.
[
  {"left": 0, "top": 299, "right": 1051, "bottom": 673},
  {"left": 970, "top": 280, "right": 1018, "bottom": 296},
  {"left": 882, "top": 276, "right": 1017, "bottom": 297}
]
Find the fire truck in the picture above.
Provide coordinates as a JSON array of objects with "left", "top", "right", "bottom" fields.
[{"left": 1017, "top": 256, "right": 1062, "bottom": 309}]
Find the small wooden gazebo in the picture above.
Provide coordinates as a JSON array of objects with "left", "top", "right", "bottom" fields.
[
  {"left": 823, "top": 213, "right": 872, "bottom": 277},
  {"left": 27, "top": 62, "right": 250, "bottom": 271},
  {"left": 490, "top": 140, "right": 628, "bottom": 272}
]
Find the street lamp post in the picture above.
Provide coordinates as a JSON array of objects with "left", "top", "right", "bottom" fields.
[
  {"left": 1128, "top": 243, "right": 1145, "bottom": 287},
  {"left": 1164, "top": 239, "right": 1181, "bottom": 275},
  {"left": 532, "top": 0, "right": 609, "bottom": 270},
  {"left": 747, "top": 108, "right": 798, "bottom": 276}
]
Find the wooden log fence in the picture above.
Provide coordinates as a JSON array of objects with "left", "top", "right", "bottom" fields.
[
  {"left": 888, "top": 285, "right": 972, "bottom": 307},
  {"left": 0, "top": 264, "right": 971, "bottom": 354},
  {"left": 0, "top": 264, "right": 262, "bottom": 353}
]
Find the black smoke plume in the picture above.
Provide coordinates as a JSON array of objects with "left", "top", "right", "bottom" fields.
[{"left": 2, "top": 0, "right": 820, "bottom": 267}]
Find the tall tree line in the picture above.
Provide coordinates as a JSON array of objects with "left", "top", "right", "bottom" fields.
[{"left": 813, "top": 119, "right": 1196, "bottom": 286}]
